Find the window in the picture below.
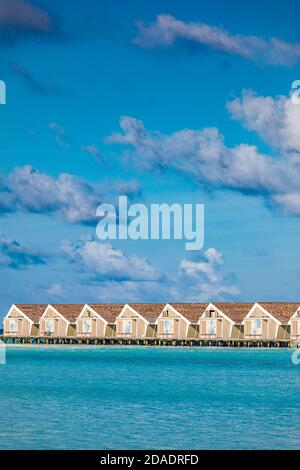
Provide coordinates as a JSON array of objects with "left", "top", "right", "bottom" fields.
[
  {"left": 9, "top": 319, "right": 18, "bottom": 333},
  {"left": 208, "top": 310, "right": 217, "bottom": 318},
  {"left": 252, "top": 318, "right": 262, "bottom": 335},
  {"left": 45, "top": 319, "right": 54, "bottom": 333},
  {"left": 163, "top": 319, "right": 174, "bottom": 335},
  {"left": 207, "top": 319, "right": 216, "bottom": 335},
  {"left": 83, "top": 318, "right": 92, "bottom": 334},
  {"left": 123, "top": 320, "right": 132, "bottom": 334}
]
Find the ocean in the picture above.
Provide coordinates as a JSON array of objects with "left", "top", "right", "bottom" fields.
[{"left": 0, "top": 346, "right": 299, "bottom": 450}]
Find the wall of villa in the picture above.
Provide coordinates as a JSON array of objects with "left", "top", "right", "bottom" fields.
[
  {"left": 40, "top": 308, "right": 68, "bottom": 337},
  {"left": 244, "top": 306, "right": 279, "bottom": 339},
  {"left": 77, "top": 309, "right": 107, "bottom": 337},
  {"left": 116, "top": 307, "right": 147, "bottom": 337},
  {"left": 3, "top": 308, "right": 32, "bottom": 336},
  {"left": 157, "top": 309, "right": 188, "bottom": 338}
]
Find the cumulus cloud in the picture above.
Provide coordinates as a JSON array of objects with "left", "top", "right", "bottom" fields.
[
  {"left": 0, "top": 166, "right": 143, "bottom": 225},
  {"left": 60, "top": 236, "right": 238, "bottom": 302},
  {"left": 134, "top": 14, "right": 300, "bottom": 66},
  {"left": 176, "top": 248, "right": 239, "bottom": 301},
  {"left": 0, "top": 165, "right": 101, "bottom": 224},
  {"left": 0, "top": 0, "right": 57, "bottom": 45},
  {"left": 62, "top": 235, "right": 161, "bottom": 282},
  {"left": 0, "top": 234, "right": 47, "bottom": 269},
  {"left": 227, "top": 89, "right": 300, "bottom": 153},
  {"left": 106, "top": 90, "right": 300, "bottom": 215}
]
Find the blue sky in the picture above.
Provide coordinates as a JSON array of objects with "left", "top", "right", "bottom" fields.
[{"left": 1, "top": 0, "right": 300, "bottom": 316}]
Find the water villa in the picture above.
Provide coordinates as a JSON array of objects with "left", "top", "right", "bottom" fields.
[{"left": 2, "top": 302, "right": 300, "bottom": 347}]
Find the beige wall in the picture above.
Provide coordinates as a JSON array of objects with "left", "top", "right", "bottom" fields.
[
  {"left": 290, "top": 318, "right": 300, "bottom": 339},
  {"left": 230, "top": 324, "right": 244, "bottom": 339},
  {"left": 187, "top": 324, "right": 198, "bottom": 339},
  {"left": 116, "top": 307, "right": 147, "bottom": 338},
  {"left": 76, "top": 307, "right": 107, "bottom": 337},
  {"left": 277, "top": 325, "right": 289, "bottom": 340},
  {"left": 3, "top": 308, "right": 33, "bottom": 337},
  {"left": 106, "top": 324, "right": 115, "bottom": 337},
  {"left": 67, "top": 324, "right": 76, "bottom": 337},
  {"left": 32, "top": 324, "right": 39, "bottom": 336},
  {"left": 244, "top": 306, "right": 279, "bottom": 339},
  {"left": 199, "top": 308, "right": 232, "bottom": 340},
  {"left": 40, "top": 308, "right": 68, "bottom": 337},
  {"left": 157, "top": 308, "right": 189, "bottom": 339},
  {"left": 146, "top": 324, "right": 156, "bottom": 337}
]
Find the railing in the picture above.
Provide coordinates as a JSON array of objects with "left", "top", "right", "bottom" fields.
[
  {"left": 244, "top": 334, "right": 276, "bottom": 340},
  {"left": 199, "top": 333, "right": 222, "bottom": 339}
]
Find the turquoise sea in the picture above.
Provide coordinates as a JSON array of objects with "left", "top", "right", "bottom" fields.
[{"left": 0, "top": 346, "right": 299, "bottom": 450}]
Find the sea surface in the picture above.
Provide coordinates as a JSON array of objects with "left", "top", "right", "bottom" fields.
[{"left": 0, "top": 346, "right": 299, "bottom": 450}]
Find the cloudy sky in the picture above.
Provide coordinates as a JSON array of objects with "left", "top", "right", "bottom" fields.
[{"left": 1, "top": 0, "right": 300, "bottom": 316}]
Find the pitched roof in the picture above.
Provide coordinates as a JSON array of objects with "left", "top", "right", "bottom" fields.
[
  {"left": 50, "top": 304, "right": 84, "bottom": 323},
  {"left": 15, "top": 304, "right": 47, "bottom": 323},
  {"left": 213, "top": 302, "right": 254, "bottom": 323},
  {"left": 88, "top": 304, "right": 124, "bottom": 323},
  {"left": 170, "top": 304, "right": 208, "bottom": 323},
  {"left": 128, "top": 304, "right": 166, "bottom": 323},
  {"left": 256, "top": 302, "right": 300, "bottom": 323}
]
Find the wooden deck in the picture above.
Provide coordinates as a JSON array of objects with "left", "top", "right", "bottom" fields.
[{"left": 0, "top": 336, "right": 297, "bottom": 347}]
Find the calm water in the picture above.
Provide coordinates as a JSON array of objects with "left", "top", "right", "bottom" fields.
[{"left": 0, "top": 346, "right": 299, "bottom": 450}]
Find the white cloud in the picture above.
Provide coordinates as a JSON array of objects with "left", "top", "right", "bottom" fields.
[
  {"left": 5, "top": 165, "right": 101, "bottom": 224},
  {"left": 61, "top": 236, "right": 238, "bottom": 302},
  {"left": 0, "top": 165, "right": 143, "bottom": 224},
  {"left": 62, "top": 235, "right": 161, "bottom": 282},
  {"left": 134, "top": 14, "right": 300, "bottom": 66},
  {"left": 177, "top": 248, "right": 239, "bottom": 301},
  {"left": 227, "top": 89, "right": 300, "bottom": 152},
  {"left": 0, "top": 234, "right": 47, "bottom": 269},
  {"left": 106, "top": 89, "right": 300, "bottom": 215}
]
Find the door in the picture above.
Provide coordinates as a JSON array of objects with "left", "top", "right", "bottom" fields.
[{"left": 174, "top": 319, "right": 179, "bottom": 338}]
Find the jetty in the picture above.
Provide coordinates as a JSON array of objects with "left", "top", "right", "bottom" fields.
[{"left": 0, "top": 335, "right": 296, "bottom": 348}]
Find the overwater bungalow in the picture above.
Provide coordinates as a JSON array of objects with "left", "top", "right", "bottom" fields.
[
  {"left": 289, "top": 306, "right": 300, "bottom": 341},
  {"left": 76, "top": 304, "right": 121, "bottom": 337},
  {"left": 3, "top": 301, "right": 300, "bottom": 344},
  {"left": 156, "top": 304, "right": 207, "bottom": 339},
  {"left": 39, "top": 304, "right": 83, "bottom": 337},
  {"left": 199, "top": 303, "right": 254, "bottom": 340},
  {"left": 3, "top": 304, "right": 46, "bottom": 337},
  {"left": 242, "top": 302, "right": 298, "bottom": 340},
  {"left": 115, "top": 304, "right": 164, "bottom": 338}
]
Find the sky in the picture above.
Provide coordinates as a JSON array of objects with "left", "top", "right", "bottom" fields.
[{"left": 1, "top": 0, "right": 300, "bottom": 317}]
